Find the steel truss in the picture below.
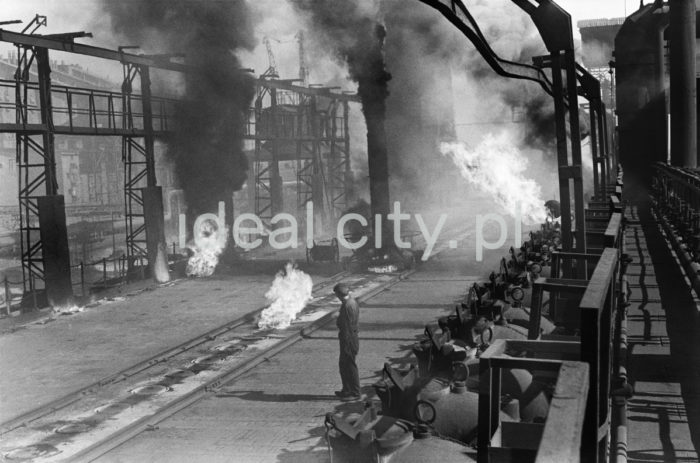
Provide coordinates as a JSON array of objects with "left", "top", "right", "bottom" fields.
[
  {"left": 121, "top": 63, "right": 156, "bottom": 272},
  {"left": 0, "top": 26, "right": 358, "bottom": 294},
  {"left": 418, "top": 0, "right": 592, "bottom": 258},
  {"left": 14, "top": 44, "right": 56, "bottom": 294},
  {"left": 251, "top": 80, "right": 352, "bottom": 231}
]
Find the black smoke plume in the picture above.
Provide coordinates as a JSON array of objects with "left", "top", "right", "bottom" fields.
[
  {"left": 290, "top": 1, "right": 392, "bottom": 220},
  {"left": 101, "top": 0, "right": 255, "bottom": 221}
]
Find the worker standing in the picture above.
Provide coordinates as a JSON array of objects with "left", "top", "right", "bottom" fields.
[{"left": 333, "top": 283, "right": 361, "bottom": 401}]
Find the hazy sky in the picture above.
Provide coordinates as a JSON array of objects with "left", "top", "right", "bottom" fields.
[
  {"left": 0, "top": 0, "right": 641, "bottom": 36},
  {"left": 0, "top": 0, "right": 649, "bottom": 80}
]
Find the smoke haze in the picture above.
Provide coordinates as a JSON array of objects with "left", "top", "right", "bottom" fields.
[{"left": 100, "top": 0, "right": 256, "bottom": 219}]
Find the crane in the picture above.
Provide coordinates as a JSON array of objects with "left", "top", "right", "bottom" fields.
[
  {"left": 295, "top": 30, "right": 308, "bottom": 85},
  {"left": 262, "top": 36, "right": 278, "bottom": 77}
]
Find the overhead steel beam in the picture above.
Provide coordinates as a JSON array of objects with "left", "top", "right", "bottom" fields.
[
  {"left": 260, "top": 78, "right": 360, "bottom": 102},
  {"left": 576, "top": 63, "right": 608, "bottom": 200},
  {"left": 0, "top": 28, "right": 190, "bottom": 73},
  {"left": 417, "top": 0, "right": 588, "bottom": 255},
  {"left": 417, "top": 0, "right": 554, "bottom": 96},
  {"left": 0, "top": 28, "right": 361, "bottom": 103}
]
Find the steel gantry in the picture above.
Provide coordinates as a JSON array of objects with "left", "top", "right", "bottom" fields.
[
  {"left": 417, "top": 0, "right": 610, "bottom": 261},
  {"left": 247, "top": 78, "right": 357, "bottom": 233},
  {"left": 13, "top": 41, "right": 62, "bottom": 303},
  {"left": 576, "top": 63, "right": 613, "bottom": 200},
  {"left": 0, "top": 25, "right": 359, "bottom": 304},
  {"left": 416, "top": 3, "right": 615, "bottom": 461},
  {"left": 0, "top": 26, "right": 185, "bottom": 304}
]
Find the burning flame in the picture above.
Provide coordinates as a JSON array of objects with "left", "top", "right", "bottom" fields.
[
  {"left": 258, "top": 263, "right": 313, "bottom": 330},
  {"left": 186, "top": 219, "right": 228, "bottom": 278},
  {"left": 53, "top": 305, "right": 83, "bottom": 315},
  {"left": 440, "top": 134, "right": 547, "bottom": 225}
]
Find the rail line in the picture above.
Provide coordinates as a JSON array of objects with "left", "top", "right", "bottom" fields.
[
  {"left": 0, "top": 270, "right": 349, "bottom": 436},
  {"left": 0, "top": 226, "right": 473, "bottom": 462},
  {"left": 0, "top": 270, "right": 411, "bottom": 462}
]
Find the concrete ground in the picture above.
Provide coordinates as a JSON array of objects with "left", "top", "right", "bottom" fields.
[
  {"left": 0, "top": 197, "right": 563, "bottom": 462},
  {"left": 96, "top": 248, "right": 481, "bottom": 463},
  {"left": 624, "top": 201, "right": 700, "bottom": 462},
  {"left": 0, "top": 262, "right": 343, "bottom": 423}
]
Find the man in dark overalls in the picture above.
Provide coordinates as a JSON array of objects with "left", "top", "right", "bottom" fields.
[{"left": 333, "top": 283, "right": 361, "bottom": 401}]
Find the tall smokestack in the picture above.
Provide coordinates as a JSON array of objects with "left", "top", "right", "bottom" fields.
[
  {"left": 290, "top": 1, "right": 392, "bottom": 240},
  {"left": 359, "top": 25, "right": 392, "bottom": 228},
  {"left": 101, "top": 0, "right": 255, "bottom": 226},
  {"left": 669, "top": 0, "right": 697, "bottom": 167}
]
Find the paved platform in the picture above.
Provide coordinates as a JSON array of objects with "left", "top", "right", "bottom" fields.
[
  {"left": 625, "top": 201, "right": 700, "bottom": 463},
  {"left": 94, "top": 248, "right": 482, "bottom": 462},
  {"left": 0, "top": 262, "right": 343, "bottom": 422},
  {"left": 10, "top": 197, "right": 695, "bottom": 461}
]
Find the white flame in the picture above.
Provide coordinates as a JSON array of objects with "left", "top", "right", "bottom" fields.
[
  {"left": 440, "top": 134, "right": 547, "bottom": 225},
  {"left": 53, "top": 305, "right": 83, "bottom": 315},
  {"left": 258, "top": 262, "right": 313, "bottom": 330},
  {"left": 186, "top": 221, "right": 228, "bottom": 278}
]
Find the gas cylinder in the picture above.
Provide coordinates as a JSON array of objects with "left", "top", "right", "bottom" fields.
[
  {"left": 501, "top": 368, "right": 550, "bottom": 422},
  {"left": 501, "top": 305, "right": 556, "bottom": 335},
  {"left": 388, "top": 425, "right": 477, "bottom": 462},
  {"left": 375, "top": 374, "right": 451, "bottom": 421},
  {"left": 413, "top": 381, "right": 479, "bottom": 444},
  {"left": 325, "top": 412, "right": 414, "bottom": 463}
]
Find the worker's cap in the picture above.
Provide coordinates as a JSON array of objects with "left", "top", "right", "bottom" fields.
[{"left": 333, "top": 283, "right": 350, "bottom": 296}]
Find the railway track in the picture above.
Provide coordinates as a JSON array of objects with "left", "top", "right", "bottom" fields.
[
  {"left": 0, "top": 270, "right": 416, "bottom": 462},
  {"left": 0, "top": 226, "right": 473, "bottom": 462}
]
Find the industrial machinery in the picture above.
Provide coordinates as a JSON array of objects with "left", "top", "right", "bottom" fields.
[{"left": 306, "top": 238, "right": 340, "bottom": 264}]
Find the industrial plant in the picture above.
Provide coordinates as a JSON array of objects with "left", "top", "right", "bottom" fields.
[{"left": 0, "top": 0, "right": 698, "bottom": 462}]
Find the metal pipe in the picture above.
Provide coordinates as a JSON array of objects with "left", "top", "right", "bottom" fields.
[{"left": 669, "top": 0, "right": 697, "bottom": 167}]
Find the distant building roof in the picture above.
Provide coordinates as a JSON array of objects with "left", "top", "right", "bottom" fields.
[{"left": 577, "top": 18, "right": 627, "bottom": 29}]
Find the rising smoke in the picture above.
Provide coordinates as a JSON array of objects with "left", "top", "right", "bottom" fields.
[
  {"left": 290, "top": 0, "right": 391, "bottom": 219},
  {"left": 100, "top": 0, "right": 256, "bottom": 222}
]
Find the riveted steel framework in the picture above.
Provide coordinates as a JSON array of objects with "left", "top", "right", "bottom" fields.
[
  {"left": 13, "top": 45, "right": 57, "bottom": 293},
  {"left": 249, "top": 79, "right": 354, "bottom": 230},
  {"left": 0, "top": 26, "right": 358, "bottom": 294},
  {"left": 121, "top": 63, "right": 157, "bottom": 271}
]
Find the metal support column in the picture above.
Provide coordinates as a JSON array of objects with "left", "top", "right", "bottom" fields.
[
  {"left": 254, "top": 83, "right": 273, "bottom": 226},
  {"left": 138, "top": 65, "right": 169, "bottom": 283},
  {"left": 577, "top": 64, "right": 608, "bottom": 200},
  {"left": 343, "top": 101, "right": 353, "bottom": 203},
  {"left": 327, "top": 100, "right": 351, "bottom": 222},
  {"left": 598, "top": 102, "right": 609, "bottom": 190},
  {"left": 269, "top": 88, "right": 283, "bottom": 219},
  {"left": 15, "top": 44, "right": 73, "bottom": 305},
  {"left": 669, "top": 0, "right": 697, "bottom": 167},
  {"left": 122, "top": 63, "right": 150, "bottom": 276},
  {"left": 310, "top": 96, "right": 326, "bottom": 231}
]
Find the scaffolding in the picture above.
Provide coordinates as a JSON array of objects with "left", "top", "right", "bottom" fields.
[
  {"left": 0, "top": 26, "right": 358, "bottom": 302},
  {"left": 247, "top": 79, "right": 356, "bottom": 232}
]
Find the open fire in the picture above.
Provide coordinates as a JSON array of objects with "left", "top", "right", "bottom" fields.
[
  {"left": 440, "top": 134, "right": 547, "bottom": 225},
  {"left": 186, "top": 219, "right": 228, "bottom": 278},
  {"left": 258, "top": 263, "right": 313, "bottom": 330}
]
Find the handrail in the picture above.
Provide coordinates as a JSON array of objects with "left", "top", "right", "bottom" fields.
[
  {"left": 535, "top": 361, "right": 590, "bottom": 463},
  {"left": 579, "top": 247, "right": 619, "bottom": 463},
  {"left": 478, "top": 339, "right": 589, "bottom": 463}
]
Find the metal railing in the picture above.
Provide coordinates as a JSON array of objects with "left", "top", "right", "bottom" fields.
[
  {"left": 0, "top": 79, "right": 176, "bottom": 135},
  {"left": 478, "top": 168, "right": 628, "bottom": 462},
  {"left": 68, "top": 255, "right": 134, "bottom": 298},
  {"left": 477, "top": 339, "right": 589, "bottom": 463},
  {"left": 2, "top": 275, "right": 24, "bottom": 315},
  {"left": 652, "top": 162, "right": 700, "bottom": 262}
]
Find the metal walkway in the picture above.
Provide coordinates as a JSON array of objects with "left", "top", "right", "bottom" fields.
[{"left": 624, "top": 200, "right": 700, "bottom": 462}]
